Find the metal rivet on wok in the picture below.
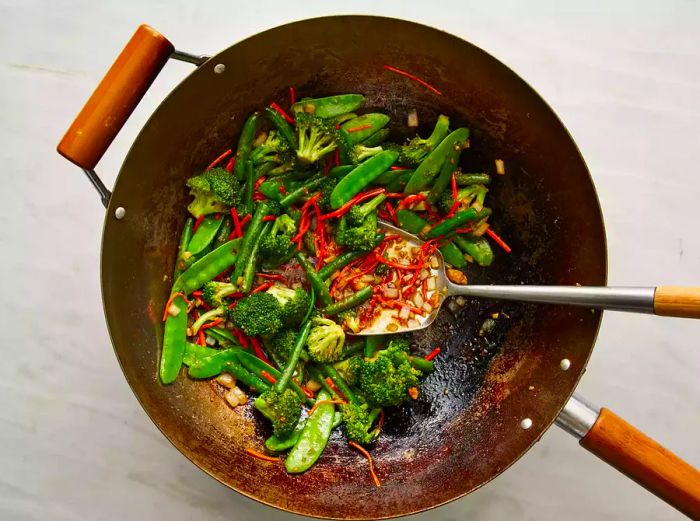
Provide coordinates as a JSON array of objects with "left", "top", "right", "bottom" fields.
[
  {"left": 115, "top": 207, "right": 126, "bottom": 219},
  {"left": 520, "top": 418, "right": 533, "bottom": 430},
  {"left": 560, "top": 358, "right": 571, "bottom": 371},
  {"left": 214, "top": 63, "right": 226, "bottom": 74}
]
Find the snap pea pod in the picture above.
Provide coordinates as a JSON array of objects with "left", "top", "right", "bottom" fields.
[
  {"left": 285, "top": 389, "right": 335, "bottom": 474},
  {"left": 427, "top": 140, "right": 463, "bottom": 204},
  {"left": 183, "top": 342, "right": 218, "bottom": 366},
  {"left": 396, "top": 209, "right": 465, "bottom": 267},
  {"left": 172, "top": 238, "right": 241, "bottom": 294},
  {"left": 330, "top": 150, "right": 398, "bottom": 209},
  {"left": 279, "top": 175, "right": 325, "bottom": 208},
  {"left": 316, "top": 234, "right": 384, "bottom": 280},
  {"left": 329, "top": 165, "right": 354, "bottom": 179},
  {"left": 213, "top": 216, "right": 232, "bottom": 248},
  {"left": 373, "top": 168, "right": 414, "bottom": 186},
  {"left": 241, "top": 221, "right": 271, "bottom": 293},
  {"left": 404, "top": 128, "right": 470, "bottom": 194},
  {"left": 319, "top": 286, "right": 372, "bottom": 316},
  {"left": 233, "top": 112, "right": 259, "bottom": 180},
  {"left": 456, "top": 173, "right": 491, "bottom": 186},
  {"left": 187, "top": 349, "right": 237, "bottom": 378},
  {"left": 265, "top": 421, "right": 306, "bottom": 452},
  {"left": 453, "top": 235, "right": 494, "bottom": 266},
  {"left": 339, "top": 113, "right": 390, "bottom": 146},
  {"left": 230, "top": 202, "right": 270, "bottom": 287},
  {"left": 296, "top": 252, "right": 332, "bottom": 307},
  {"left": 386, "top": 170, "right": 413, "bottom": 192},
  {"left": 425, "top": 207, "right": 492, "bottom": 239},
  {"left": 257, "top": 178, "right": 303, "bottom": 201},
  {"left": 174, "top": 218, "right": 194, "bottom": 278},
  {"left": 335, "top": 112, "right": 357, "bottom": 124},
  {"left": 234, "top": 350, "right": 311, "bottom": 404},
  {"left": 292, "top": 94, "right": 365, "bottom": 119},
  {"left": 188, "top": 215, "right": 225, "bottom": 255},
  {"left": 264, "top": 106, "right": 296, "bottom": 148},
  {"left": 364, "top": 335, "right": 387, "bottom": 358},
  {"left": 222, "top": 360, "right": 271, "bottom": 392},
  {"left": 332, "top": 411, "right": 343, "bottom": 429},
  {"left": 159, "top": 297, "right": 188, "bottom": 384},
  {"left": 206, "top": 327, "right": 240, "bottom": 347},
  {"left": 243, "top": 160, "right": 255, "bottom": 215},
  {"left": 362, "top": 127, "right": 390, "bottom": 147}
]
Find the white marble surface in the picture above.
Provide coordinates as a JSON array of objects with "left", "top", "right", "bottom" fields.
[{"left": 1, "top": 1, "right": 699, "bottom": 520}]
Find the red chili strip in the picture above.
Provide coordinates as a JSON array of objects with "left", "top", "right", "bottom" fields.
[
  {"left": 254, "top": 176, "right": 267, "bottom": 190},
  {"left": 269, "top": 101, "right": 294, "bottom": 124},
  {"left": 240, "top": 214, "right": 252, "bottom": 228},
  {"left": 346, "top": 124, "right": 373, "bottom": 133},
  {"left": 192, "top": 214, "right": 205, "bottom": 233},
  {"left": 398, "top": 193, "right": 426, "bottom": 209},
  {"left": 205, "top": 149, "right": 233, "bottom": 171},
  {"left": 251, "top": 337, "right": 272, "bottom": 365},
  {"left": 384, "top": 201, "right": 398, "bottom": 226},
  {"left": 375, "top": 254, "right": 424, "bottom": 271},
  {"left": 451, "top": 172, "right": 458, "bottom": 200},
  {"left": 245, "top": 448, "right": 278, "bottom": 462},
  {"left": 230, "top": 207, "right": 242, "bottom": 238},
  {"left": 278, "top": 183, "right": 287, "bottom": 195},
  {"left": 390, "top": 165, "right": 410, "bottom": 171},
  {"left": 383, "top": 64, "right": 442, "bottom": 96},
  {"left": 454, "top": 227, "right": 473, "bottom": 234},
  {"left": 262, "top": 215, "right": 276, "bottom": 222},
  {"left": 251, "top": 281, "right": 273, "bottom": 294},
  {"left": 334, "top": 147, "right": 340, "bottom": 167},
  {"left": 320, "top": 188, "right": 386, "bottom": 220},
  {"left": 197, "top": 329, "right": 206, "bottom": 346},
  {"left": 231, "top": 328, "right": 250, "bottom": 349},
  {"left": 348, "top": 441, "right": 381, "bottom": 487},
  {"left": 289, "top": 86, "right": 296, "bottom": 105},
  {"left": 200, "top": 318, "right": 224, "bottom": 330},
  {"left": 486, "top": 228, "right": 512, "bottom": 253},
  {"left": 260, "top": 370, "right": 277, "bottom": 385},
  {"left": 384, "top": 192, "right": 406, "bottom": 199},
  {"left": 425, "top": 347, "right": 441, "bottom": 361},
  {"left": 162, "top": 292, "right": 193, "bottom": 322},
  {"left": 225, "top": 156, "right": 236, "bottom": 173},
  {"left": 324, "top": 377, "right": 346, "bottom": 402},
  {"left": 191, "top": 290, "right": 203, "bottom": 298},
  {"left": 255, "top": 273, "right": 287, "bottom": 283}
]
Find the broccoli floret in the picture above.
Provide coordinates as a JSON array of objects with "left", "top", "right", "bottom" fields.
[
  {"left": 230, "top": 292, "right": 282, "bottom": 337},
  {"left": 333, "top": 355, "right": 362, "bottom": 386},
  {"left": 201, "top": 281, "right": 238, "bottom": 308},
  {"left": 399, "top": 114, "right": 450, "bottom": 167},
  {"left": 436, "top": 184, "right": 487, "bottom": 215},
  {"left": 316, "top": 176, "right": 338, "bottom": 212},
  {"left": 306, "top": 316, "right": 345, "bottom": 363},
  {"left": 346, "top": 193, "right": 387, "bottom": 226},
  {"left": 336, "top": 210, "right": 379, "bottom": 252},
  {"left": 341, "top": 402, "right": 381, "bottom": 445},
  {"left": 295, "top": 112, "right": 340, "bottom": 166},
  {"left": 254, "top": 388, "right": 302, "bottom": 438},
  {"left": 186, "top": 167, "right": 241, "bottom": 217},
  {"left": 386, "top": 336, "right": 411, "bottom": 353},
  {"left": 266, "top": 329, "right": 298, "bottom": 362},
  {"left": 250, "top": 130, "right": 293, "bottom": 166},
  {"left": 265, "top": 200, "right": 282, "bottom": 217},
  {"left": 346, "top": 143, "right": 384, "bottom": 165},
  {"left": 357, "top": 344, "right": 421, "bottom": 407},
  {"left": 267, "top": 285, "right": 311, "bottom": 328},
  {"left": 259, "top": 213, "right": 296, "bottom": 258}
]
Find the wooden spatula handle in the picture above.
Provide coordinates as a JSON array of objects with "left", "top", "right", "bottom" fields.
[
  {"left": 654, "top": 286, "right": 700, "bottom": 319},
  {"left": 580, "top": 408, "right": 700, "bottom": 518}
]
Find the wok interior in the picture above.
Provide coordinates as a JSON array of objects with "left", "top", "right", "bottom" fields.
[{"left": 101, "top": 16, "right": 606, "bottom": 519}]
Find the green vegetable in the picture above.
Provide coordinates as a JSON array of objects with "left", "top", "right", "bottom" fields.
[
  {"left": 243, "top": 160, "right": 255, "bottom": 215},
  {"left": 265, "top": 421, "right": 305, "bottom": 452},
  {"left": 233, "top": 112, "right": 260, "bottom": 180},
  {"left": 186, "top": 167, "right": 241, "bottom": 217},
  {"left": 336, "top": 209, "right": 380, "bottom": 253},
  {"left": 230, "top": 202, "right": 271, "bottom": 288},
  {"left": 330, "top": 150, "right": 398, "bottom": 209},
  {"left": 333, "top": 355, "right": 361, "bottom": 386},
  {"left": 372, "top": 168, "right": 414, "bottom": 186},
  {"left": 182, "top": 342, "right": 218, "bottom": 366},
  {"left": 453, "top": 235, "right": 494, "bottom": 266},
  {"left": 173, "top": 218, "right": 194, "bottom": 278},
  {"left": 206, "top": 327, "right": 239, "bottom": 347},
  {"left": 340, "top": 113, "right": 390, "bottom": 145},
  {"left": 364, "top": 335, "right": 387, "bottom": 358},
  {"left": 201, "top": 280, "right": 238, "bottom": 308},
  {"left": 346, "top": 194, "right": 387, "bottom": 226},
  {"left": 230, "top": 291, "right": 283, "bottom": 338},
  {"left": 329, "top": 165, "right": 354, "bottom": 179},
  {"left": 222, "top": 360, "right": 271, "bottom": 392},
  {"left": 279, "top": 175, "right": 325, "bottom": 209},
  {"left": 436, "top": 184, "right": 487, "bottom": 215},
  {"left": 267, "top": 285, "right": 311, "bottom": 328},
  {"left": 316, "top": 176, "right": 338, "bottom": 212},
  {"left": 234, "top": 350, "right": 309, "bottom": 404},
  {"left": 241, "top": 220, "right": 270, "bottom": 293},
  {"left": 318, "top": 246, "right": 377, "bottom": 281},
  {"left": 425, "top": 207, "right": 492, "bottom": 239},
  {"left": 286, "top": 389, "right": 335, "bottom": 473},
  {"left": 395, "top": 208, "right": 430, "bottom": 236},
  {"left": 356, "top": 343, "right": 421, "bottom": 407},
  {"left": 440, "top": 241, "right": 467, "bottom": 268},
  {"left": 427, "top": 139, "right": 463, "bottom": 204},
  {"left": 294, "top": 112, "right": 340, "bottom": 166},
  {"left": 265, "top": 106, "right": 297, "bottom": 149},
  {"left": 159, "top": 297, "right": 188, "bottom": 384},
  {"left": 306, "top": 316, "right": 345, "bottom": 363},
  {"left": 292, "top": 94, "right": 365, "bottom": 119},
  {"left": 455, "top": 173, "right": 491, "bottom": 185},
  {"left": 187, "top": 348, "right": 237, "bottom": 379},
  {"left": 334, "top": 112, "right": 357, "bottom": 124},
  {"left": 250, "top": 129, "right": 293, "bottom": 167},
  {"left": 361, "top": 127, "right": 390, "bottom": 147},
  {"left": 320, "top": 286, "right": 372, "bottom": 316},
  {"left": 398, "top": 114, "right": 450, "bottom": 167},
  {"left": 404, "top": 127, "right": 469, "bottom": 194},
  {"left": 258, "top": 214, "right": 296, "bottom": 261},
  {"left": 188, "top": 215, "right": 225, "bottom": 255},
  {"left": 341, "top": 402, "right": 381, "bottom": 445},
  {"left": 340, "top": 340, "right": 365, "bottom": 360},
  {"left": 171, "top": 238, "right": 241, "bottom": 295},
  {"left": 386, "top": 170, "right": 413, "bottom": 192},
  {"left": 213, "top": 216, "right": 232, "bottom": 248},
  {"left": 295, "top": 251, "right": 332, "bottom": 307}
]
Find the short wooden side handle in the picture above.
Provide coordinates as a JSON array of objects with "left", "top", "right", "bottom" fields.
[
  {"left": 57, "top": 25, "right": 173, "bottom": 170},
  {"left": 654, "top": 286, "right": 700, "bottom": 319},
  {"left": 580, "top": 408, "right": 700, "bottom": 518}
]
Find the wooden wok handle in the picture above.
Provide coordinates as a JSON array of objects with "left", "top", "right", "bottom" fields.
[
  {"left": 57, "top": 25, "right": 173, "bottom": 170},
  {"left": 654, "top": 286, "right": 700, "bottom": 319},
  {"left": 580, "top": 408, "right": 700, "bottom": 518}
]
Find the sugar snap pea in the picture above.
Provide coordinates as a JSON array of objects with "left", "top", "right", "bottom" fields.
[
  {"left": 279, "top": 175, "right": 325, "bottom": 208},
  {"left": 425, "top": 208, "right": 492, "bottom": 239},
  {"left": 188, "top": 215, "right": 224, "bottom": 255},
  {"left": 265, "top": 421, "right": 305, "bottom": 452},
  {"left": 172, "top": 238, "right": 241, "bottom": 295},
  {"left": 320, "top": 286, "right": 372, "bottom": 316},
  {"left": 159, "top": 297, "right": 188, "bottom": 384},
  {"left": 292, "top": 94, "right": 365, "bottom": 119},
  {"left": 404, "top": 128, "right": 469, "bottom": 194},
  {"left": 330, "top": 150, "right": 398, "bottom": 209},
  {"left": 396, "top": 209, "right": 465, "bottom": 267},
  {"left": 439, "top": 241, "right": 467, "bottom": 268},
  {"left": 264, "top": 106, "right": 297, "bottom": 148},
  {"left": 386, "top": 170, "right": 413, "bottom": 192},
  {"left": 362, "top": 127, "right": 390, "bottom": 147},
  {"left": 339, "top": 113, "right": 390, "bottom": 146},
  {"left": 187, "top": 349, "right": 237, "bottom": 379},
  {"left": 453, "top": 235, "right": 494, "bottom": 266},
  {"left": 373, "top": 168, "right": 414, "bottom": 186},
  {"left": 174, "top": 218, "right": 194, "bottom": 278},
  {"left": 183, "top": 342, "right": 218, "bottom": 366},
  {"left": 285, "top": 389, "right": 335, "bottom": 474},
  {"left": 233, "top": 112, "right": 259, "bottom": 180},
  {"left": 329, "top": 165, "right": 354, "bottom": 179},
  {"left": 334, "top": 112, "right": 357, "bottom": 124},
  {"left": 427, "top": 140, "right": 463, "bottom": 204}
]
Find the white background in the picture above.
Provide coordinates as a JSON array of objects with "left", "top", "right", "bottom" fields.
[{"left": 1, "top": 1, "right": 698, "bottom": 520}]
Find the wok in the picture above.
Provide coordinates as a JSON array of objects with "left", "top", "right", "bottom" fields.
[{"left": 56, "top": 17, "right": 700, "bottom": 519}]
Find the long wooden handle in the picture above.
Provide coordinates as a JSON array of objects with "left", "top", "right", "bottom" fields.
[
  {"left": 654, "top": 286, "right": 700, "bottom": 319},
  {"left": 57, "top": 25, "right": 173, "bottom": 170},
  {"left": 580, "top": 408, "right": 700, "bottom": 518}
]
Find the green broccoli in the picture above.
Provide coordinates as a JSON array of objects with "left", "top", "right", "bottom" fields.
[
  {"left": 295, "top": 112, "right": 340, "bottom": 166},
  {"left": 201, "top": 281, "right": 238, "bottom": 308},
  {"left": 386, "top": 335, "right": 411, "bottom": 353},
  {"left": 336, "top": 210, "right": 379, "bottom": 252},
  {"left": 436, "top": 184, "right": 488, "bottom": 215},
  {"left": 229, "top": 292, "right": 282, "bottom": 337},
  {"left": 254, "top": 387, "right": 302, "bottom": 438},
  {"left": 249, "top": 130, "right": 293, "bottom": 166},
  {"left": 356, "top": 343, "right": 422, "bottom": 407},
  {"left": 306, "top": 316, "right": 345, "bottom": 363},
  {"left": 333, "top": 355, "right": 362, "bottom": 386},
  {"left": 346, "top": 143, "right": 384, "bottom": 165},
  {"left": 346, "top": 193, "right": 387, "bottom": 226},
  {"left": 316, "top": 176, "right": 338, "bottom": 212},
  {"left": 340, "top": 402, "right": 381, "bottom": 445},
  {"left": 259, "top": 213, "right": 296, "bottom": 259},
  {"left": 267, "top": 285, "right": 311, "bottom": 328},
  {"left": 186, "top": 167, "right": 241, "bottom": 217},
  {"left": 399, "top": 114, "right": 450, "bottom": 167}
]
